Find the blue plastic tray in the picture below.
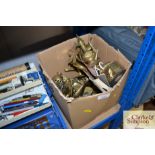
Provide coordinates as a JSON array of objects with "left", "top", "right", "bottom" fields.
[{"left": 2, "top": 71, "right": 67, "bottom": 129}]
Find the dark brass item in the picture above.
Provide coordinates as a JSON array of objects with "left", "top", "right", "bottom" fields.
[
  {"left": 52, "top": 36, "right": 126, "bottom": 98},
  {"left": 97, "top": 61, "right": 125, "bottom": 87},
  {"left": 52, "top": 72, "right": 96, "bottom": 98},
  {"left": 66, "top": 36, "right": 99, "bottom": 74}
]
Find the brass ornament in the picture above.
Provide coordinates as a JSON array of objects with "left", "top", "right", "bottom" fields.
[
  {"left": 76, "top": 36, "right": 98, "bottom": 67},
  {"left": 52, "top": 72, "right": 90, "bottom": 98},
  {"left": 97, "top": 61, "right": 125, "bottom": 87},
  {"left": 83, "top": 86, "right": 94, "bottom": 97},
  {"left": 52, "top": 35, "right": 126, "bottom": 98}
]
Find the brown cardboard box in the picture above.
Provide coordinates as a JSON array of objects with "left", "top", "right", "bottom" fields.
[
  {"left": 38, "top": 34, "right": 131, "bottom": 128},
  {"left": 63, "top": 104, "right": 121, "bottom": 129}
]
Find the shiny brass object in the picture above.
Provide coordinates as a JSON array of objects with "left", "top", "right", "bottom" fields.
[
  {"left": 52, "top": 72, "right": 91, "bottom": 98},
  {"left": 52, "top": 72, "right": 72, "bottom": 97},
  {"left": 52, "top": 72, "right": 64, "bottom": 90},
  {"left": 98, "top": 61, "right": 125, "bottom": 87},
  {"left": 65, "top": 47, "right": 87, "bottom": 74},
  {"left": 61, "top": 76, "right": 73, "bottom": 97},
  {"left": 69, "top": 55, "right": 87, "bottom": 72},
  {"left": 79, "top": 48, "right": 98, "bottom": 67},
  {"left": 76, "top": 36, "right": 98, "bottom": 67},
  {"left": 53, "top": 36, "right": 126, "bottom": 98},
  {"left": 83, "top": 86, "right": 94, "bottom": 97},
  {"left": 71, "top": 76, "right": 89, "bottom": 98},
  {"left": 76, "top": 35, "right": 87, "bottom": 52},
  {"left": 65, "top": 36, "right": 99, "bottom": 75}
]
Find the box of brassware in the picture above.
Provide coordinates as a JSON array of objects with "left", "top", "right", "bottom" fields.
[{"left": 38, "top": 34, "right": 131, "bottom": 128}]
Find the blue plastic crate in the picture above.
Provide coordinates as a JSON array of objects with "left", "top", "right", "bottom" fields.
[{"left": 2, "top": 71, "right": 68, "bottom": 129}]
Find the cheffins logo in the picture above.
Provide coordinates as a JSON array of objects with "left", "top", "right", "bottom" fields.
[{"left": 123, "top": 111, "right": 155, "bottom": 129}]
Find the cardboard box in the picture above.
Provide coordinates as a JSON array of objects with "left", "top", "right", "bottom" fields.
[
  {"left": 38, "top": 34, "right": 131, "bottom": 128},
  {"left": 61, "top": 104, "right": 120, "bottom": 129}
]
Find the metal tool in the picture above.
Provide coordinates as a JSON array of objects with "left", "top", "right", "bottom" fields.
[
  {"left": 0, "top": 72, "right": 40, "bottom": 94},
  {"left": 0, "top": 63, "right": 31, "bottom": 80}
]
